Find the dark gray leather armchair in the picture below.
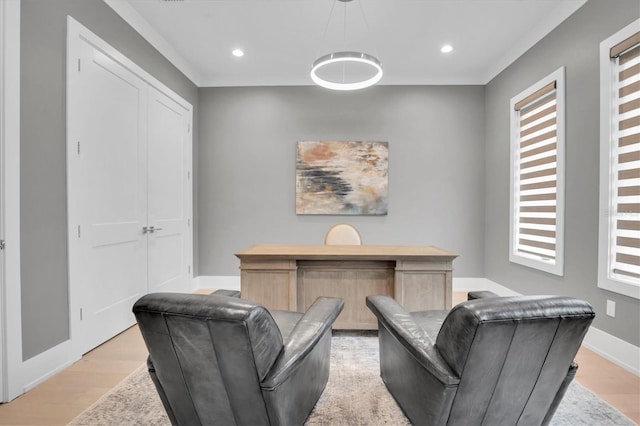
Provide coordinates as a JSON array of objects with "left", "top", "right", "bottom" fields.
[
  {"left": 366, "top": 294, "right": 595, "bottom": 426},
  {"left": 133, "top": 292, "right": 344, "bottom": 425}
]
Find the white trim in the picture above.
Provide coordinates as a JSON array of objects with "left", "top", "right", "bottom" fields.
[
  {"left": 17, "top": 340, "right": 77, "bottom": 393},
  {"left": 0, "top": 0, "right": 6, "bottom": 403},
  {"left": 583, "top": 326, "right": 640, "bottom": 377},
  {"left": 452, "top": 277, "right": 521, "bottom": 296},
  {"left": 102, "top": 0, "right": 202, "bottom": 86},
  {"left": 1, "top": 0, "right": 23, "bottom": 402},
  {"left": 597, "top": 18, "right": 640, "bottom": 300},
  {"left": 509, "top": 66, "right": 566, "bottom": 276}
]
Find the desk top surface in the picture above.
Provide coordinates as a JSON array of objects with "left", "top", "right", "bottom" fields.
[{"left": 235, "top": 244, "right": 458, "bottom": 261}]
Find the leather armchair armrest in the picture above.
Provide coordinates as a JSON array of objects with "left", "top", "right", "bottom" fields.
[
  {"left": 467, "top": 290, "right": 499, "bottom": 300},
  {"left": 261, "top": 297, "right": 344, "bottom": 389},
  {"left": 366, "top": 295, "right": 459, "bottom": 386},
  {"left": 209, "top": 289, "right": 241, "bottom": 298}
]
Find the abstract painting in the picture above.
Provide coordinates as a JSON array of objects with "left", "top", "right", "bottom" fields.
[{"left": 296, "top": 141, "right": 388, "bottom": 215}]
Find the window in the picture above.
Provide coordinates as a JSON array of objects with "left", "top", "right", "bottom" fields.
[
  {"left": 598, "top": 20, "right": 640, "bottom": 299},
  {"left": 509, "top": 67, "right": 565, "bottom": 275}
]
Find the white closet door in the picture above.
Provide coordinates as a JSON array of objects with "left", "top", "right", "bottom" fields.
[
  {"left": 74, "top": 43, "right": 148, "bottom": 354},
  {"left": 146, "top": 87, "right": 191, "bottom": 293}
]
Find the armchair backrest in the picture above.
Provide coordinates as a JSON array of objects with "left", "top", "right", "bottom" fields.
[
  {"left": 133, "top": 292, "right": 284, "bottom": 425},
  {"left": 435, "top": 295, "right": 595, "bottom": 425}
]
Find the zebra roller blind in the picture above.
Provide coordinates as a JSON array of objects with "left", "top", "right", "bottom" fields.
[
  {"left": 510, "top": 68, "right": 565, "bottom": 275},
  {"left": 608, "top": 30, "right": 640, "bottom": 284}
]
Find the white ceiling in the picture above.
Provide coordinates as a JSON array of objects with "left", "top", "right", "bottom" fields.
[{"left": 104, "top": 0, "right": 587, "bottom": 88}]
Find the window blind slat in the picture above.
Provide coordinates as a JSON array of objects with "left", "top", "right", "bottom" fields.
[
  {"left": 617, "top": 236, "right": 640, "bottom": 248},
  {"left": 519, "top": 238, "right": 556, "bottom": 251},
  {"left": 620, "top": 80, "right": 640, "bottom": 98},
  {"left": 521, "top": 180, "right": 556, "bottom": 191},
  {"left": 522, "top": 167, "right": 556, "bottom": 181},
  {"left": 618, "top": 203, "right": 640, "bottom": 213},
  {"left": 521, "top": 155, "right": 556, "bottom": 170},
  {"left": 520, "top": 205, "right": 556, "bottom": 213},
  {"left": 620, "top": 98, "right": 640, "bottom": 115},
  {"left": 519, "top": 105, "right": 556, "bottom": 127},
  {"left": 618, "top": 220, "right": 640, "bottom": 230},
  {"left": 520, "top": 117, "right": 557, "bottom": 138},
  {"left": 619, "top": 62, "right": 640, "bottom": 81},
  {"left": 520, "top": 142, "right": 556, "bottom": 159},
  {"left": 620, "top": 133, "right": 640, "bottom": 147},
  {"left": 618, "top": 186, "right": 640, "bottom": 197},
  {"left": 521, "top": 192, "right": 556, "bottom": 202},
  {"left": 521, "top": 217, "right": 556, "bottom": 225},
  {"left": 520, "top": 130, "right": 556, "bottom": 149},
  {"left": 616, "top": 253, "right": 640, "bottom": 268},
  {"left": 619, "top": 151, "right": 640, "bottom": 164},
  {"left": 520, "top": 228, "right": 555, "bottom": 238},
  {"left": 619, "top": 168, "right": 640, "bottom": 180}
]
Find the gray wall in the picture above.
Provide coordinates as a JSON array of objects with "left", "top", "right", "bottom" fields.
[
  {"left": 198, "top": 86, "right": 486, "bottom": 278},
  {"left": 484, "top": 0, "right": 640, "bottom": 345},
  {"left": 20, "top": 0, "right": 198, "bottom": 360}
]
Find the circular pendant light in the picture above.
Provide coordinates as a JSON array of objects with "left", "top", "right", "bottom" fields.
[
  {"left": 311, "top": 0, "right": 383, "bottom": 91},
  {"left": 310, "top": 51, "right": 383, "bottom": 91}
]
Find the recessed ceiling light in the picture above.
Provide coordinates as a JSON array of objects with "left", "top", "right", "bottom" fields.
[
  {"left": 441, "top": 45, "right": 454, "bottom": 54},
  {"left": 232, "top": 48, "right": 244, "bottom": 57}
]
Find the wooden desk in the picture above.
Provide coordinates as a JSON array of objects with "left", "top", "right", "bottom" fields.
[{"left": 235, "top": 244, "right": 458, "bottom": 330}]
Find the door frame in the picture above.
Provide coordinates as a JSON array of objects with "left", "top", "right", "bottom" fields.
[{"left": 1, "top": 0, "right": 23, "bottom": 402}]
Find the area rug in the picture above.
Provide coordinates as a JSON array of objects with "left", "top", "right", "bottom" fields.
[{"left": 70, "top": 332, "right": 634, "bottom": 425}]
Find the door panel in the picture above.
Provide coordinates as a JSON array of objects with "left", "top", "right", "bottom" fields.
[
  {"left": 76, "top": 44, "right": 147, "bottom": 354},
  {"left": 147, "top": 87, "right": 190, "bottom": 293}
]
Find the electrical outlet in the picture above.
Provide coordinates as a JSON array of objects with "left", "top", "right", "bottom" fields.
[{"left": 606, "top": 300, "right": 616, "bottom": 318}]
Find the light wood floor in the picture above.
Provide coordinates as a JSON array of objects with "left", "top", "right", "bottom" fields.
[{"left": 0, "top": 292, "right": 638, "bottom": 425}]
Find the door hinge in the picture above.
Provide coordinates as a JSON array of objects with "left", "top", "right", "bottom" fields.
[
  {"left": 78, "top": 58, "right": 81, "bottom": 72},
  {"left": 77, "top": 225, "right": 81, "bottom": 238},
  {"left": 0, "top": 240, "right": 5, "bottom": 250},
  {"left": 187, "top": 171, "right": 191, "bottom": 180},
  {"left": 187, "top": 218, "right": 191, "bottom": 227},
  {"left": 188, "top": 265, "right": 191, "bottom": 274},
  {"left": 187, "top": 123, "right": 191, "bottom": 133},
  {"left": 80, "top": 308, "right": 83, "bottom": 320},
  {"left": 77, "top": 141, "right": 81, "bottom": 155}
]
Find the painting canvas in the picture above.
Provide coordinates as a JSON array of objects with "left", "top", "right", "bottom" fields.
[{"left": 296, "top": 141, "right": 388, "bottom": 215}]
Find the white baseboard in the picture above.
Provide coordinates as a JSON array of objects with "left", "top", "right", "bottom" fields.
[
  {"left": 452, "top": 277, "right": 521, "bottom": 296},
  {"left": 582, "top": 326, "right": 640, "bottom": 376},
  {"left": 193, "top": 275, "right": 240, "bottom": 292},
  {"left": 19, "top": 339, "right": 78, "bottom": 395},
  {"left": 196, "top": 275, "right": 639, "bottom": 377}
]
